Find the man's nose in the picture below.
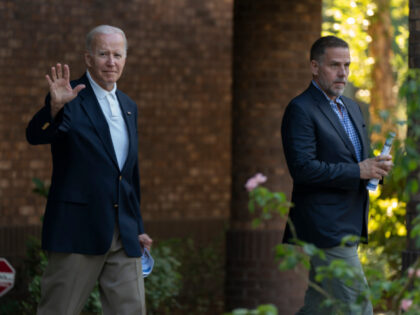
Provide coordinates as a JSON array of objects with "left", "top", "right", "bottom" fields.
[
  {"left": 106, "top": 55, "right": 116, "bottom": 65},
  {"left": 337, "top": 66, "right": 348, "bottom": 77}
]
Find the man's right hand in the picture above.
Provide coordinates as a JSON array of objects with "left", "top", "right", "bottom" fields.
[
  {"left": 359, "top": 155, "right": 393, "bottom": 180},
  {"left": 46, "top": 63, "right": 85, "bottom": 118}
]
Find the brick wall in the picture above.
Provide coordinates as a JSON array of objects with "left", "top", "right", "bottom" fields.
[
  {"left": 0, "top": 0, "right": 232, "bottom": 226},
  {"left": 0, "top": 0, "right": 232, "bottom": 307},
  {"left": 231, "top": 0, "right": 321, "bottom": 224},
  {"left": 228, "top": 0, "right": 321, "bottom": 313}
]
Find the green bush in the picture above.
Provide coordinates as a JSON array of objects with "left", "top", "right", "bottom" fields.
[
  {"left": 144, "top": 241, "right": 182, "bottom": 314},
  {"left": 19, "top": 236, "right": 47, "bottom": 314},
  {"left": 142, "top": 236, "right": 225, "bottom": 314},
  {"left": 226, "top": 304, "right": 278, "bottom": 315},
  {"left": 0, "top": 299, "right": 21, "bottom": 315},
  {"left": 175, "top": 237, "right": 225, "bottom": 314}
]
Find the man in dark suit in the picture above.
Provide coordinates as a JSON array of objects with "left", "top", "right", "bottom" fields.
[
  {"left": 26, "top": 25, "right": 152, "bottom": 315},
  {"left": 281, "top": 36, "right": 392, "bottom": 314}
]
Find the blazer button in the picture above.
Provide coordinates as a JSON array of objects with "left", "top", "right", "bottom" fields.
[
  {"left": 114, "top": 204, "right": 118, "bottom": 209},
  {"left": 119, "top": 175, "right": 122, "bottom": 181}
]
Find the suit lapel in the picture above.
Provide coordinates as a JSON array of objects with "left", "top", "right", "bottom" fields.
[
  {"left": 78, "top": 77, "right": 120, "bottom": 169},
  {"left": 116, "top": 90, "right": 137, "bottom": 172},
  {"left": 342, "top": 98, "right": 369, "bottom": 160},
  {"left": 309, "top": 85, "right": 360, "bottom": 161}
]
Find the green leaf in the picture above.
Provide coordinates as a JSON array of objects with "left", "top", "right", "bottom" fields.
[{"left": 302, "top": 243, "right": 318, "bottom": 257}]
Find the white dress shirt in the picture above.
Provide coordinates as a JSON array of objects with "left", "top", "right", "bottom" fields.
[{"left": 86, "top": 70, "right": 129, "bottom": 170}]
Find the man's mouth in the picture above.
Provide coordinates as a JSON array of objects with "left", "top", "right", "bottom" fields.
[{"left": 333, "top": 82, "right": 346, "bottom": 89}]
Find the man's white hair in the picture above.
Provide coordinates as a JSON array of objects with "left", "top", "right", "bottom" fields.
[{"left": 86, "top": 25, "right": 128, "bottom": 55}]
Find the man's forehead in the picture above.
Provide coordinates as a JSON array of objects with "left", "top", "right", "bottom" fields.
[
  {"left": 96, "top": 47, "right": 125, "bottom": 52},
  {"left": 93, "top": 33, "right": 125, "bottom": 46},
  {"left": 324, "top": 47, "right": 350, "bottom": 57}
]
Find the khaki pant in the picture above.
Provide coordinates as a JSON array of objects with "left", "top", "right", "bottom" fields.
[
  {"left": 297, "top": 245, "right": 373, "bottom": 315},
  {"left": 37, "top": 226, "right": 145, "bottom": 315}
]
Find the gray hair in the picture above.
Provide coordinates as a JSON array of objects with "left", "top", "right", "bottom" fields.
[{"left": 86, "top": 25, "right": 128, "bottom": 55}]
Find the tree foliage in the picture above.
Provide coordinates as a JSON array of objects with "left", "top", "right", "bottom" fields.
[
  {"left": 322, "top": 0, "right": 408, "bottom": 103},
  {"left": 322, "top": 0, "right": 408, "bottom": 143}
]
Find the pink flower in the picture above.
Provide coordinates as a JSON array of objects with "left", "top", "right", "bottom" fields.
[
  {"left": 407, "top": 267, "right": 420, "bottom": 278},
  {"left": 408, "top": 267, "right": 414, "bottom": 278},
  {"left": 401, "top": 299, "right": 413, "bottom": 311},
  {"left": 245, "top": 173, "right": 267, "bottom": 192}
]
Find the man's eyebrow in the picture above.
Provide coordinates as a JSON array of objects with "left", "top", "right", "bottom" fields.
[{"left": 329, "top": 59, "right": 351, "bottom": 64}]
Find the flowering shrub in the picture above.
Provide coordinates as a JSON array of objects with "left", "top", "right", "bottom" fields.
[
  {"left": 401, "top": 299, "right": 413, "bottom": 312},
  {"left": 229, "top": 173, "right": 420, "bottom": 315},
  {"left": 246, "top": 173, "right": 291, "bottom": 228},
  {"left": 245, "top": 173, "right": 267, "bottom": 192}
]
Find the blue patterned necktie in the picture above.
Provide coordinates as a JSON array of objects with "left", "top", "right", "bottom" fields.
[{"left": 332, "top": 101, "right": 362, "bottom": 162}]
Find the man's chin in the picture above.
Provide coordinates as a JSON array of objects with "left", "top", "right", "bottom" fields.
[
  {"left": 331, "top": 88, "right": 344, "bottom": 97},
  {"left": 102, "top": 77, "right": 119, "bottom": 86},
  {"left": 103, "top": 75, "right": 117, "bottom": 82}
]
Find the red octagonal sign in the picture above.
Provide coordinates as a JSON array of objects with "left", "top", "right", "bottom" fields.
[{"left": 0, "top": 258, "right": 15, "bottom": 297}]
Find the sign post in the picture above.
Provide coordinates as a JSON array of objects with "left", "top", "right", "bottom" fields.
[{"left": 0, "top": 258, "right": 15, "bottom": 297}]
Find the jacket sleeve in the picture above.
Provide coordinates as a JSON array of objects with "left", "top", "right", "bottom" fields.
[
  {"left": 133, "top": 160, "right": 145, "bottom": 235},
  {"left": 132, "top": 105, "right": 145, "bottom": 235},
  {"left": 281, "top": 101, "right": 361, "bottom": 190},
  {"left": 26, "top": 94, "right": 70, "bottom": 145}
]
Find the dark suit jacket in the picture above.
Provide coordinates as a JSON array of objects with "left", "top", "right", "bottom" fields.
[
  {"left": 26, "top": 74, "right": 144, "bottom": 257},
  {"left": 281, "top": 82, "right": 370, "bottom": 248}
]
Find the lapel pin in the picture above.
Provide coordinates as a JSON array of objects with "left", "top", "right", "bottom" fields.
[
  {"left": 41, "top": 122, "right": 50, "bottom": 130},
  {"left": 127, "top": 111, "right": 131, "bottom": 115}
]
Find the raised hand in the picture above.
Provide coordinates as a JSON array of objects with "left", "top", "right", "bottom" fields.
[{"left": 46, "top": 63, "right": 85, "bottom": 118}]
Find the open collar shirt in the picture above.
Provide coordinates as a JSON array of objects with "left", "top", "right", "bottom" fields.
[
  {"left": 312, "top": 80, "right": 362, "bottom": 162},
  {"left": 86, "top": 70, "right": 129, "bottom": 170}
]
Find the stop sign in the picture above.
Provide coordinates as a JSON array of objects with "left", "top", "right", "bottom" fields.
[{"left": 0, "top": 258, "right": 15, "bottom": 297}]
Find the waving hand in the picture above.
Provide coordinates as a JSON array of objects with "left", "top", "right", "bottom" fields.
[{"left": 46, "top": 63, "right": 85, "bottom": 118}]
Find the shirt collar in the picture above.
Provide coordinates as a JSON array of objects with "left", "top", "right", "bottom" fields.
[
  {"left": 86, "top": 70, "right": 117, "bottom": 100},
  {"left": 311, "top": 80, "right": 344, "bottom": 105}
]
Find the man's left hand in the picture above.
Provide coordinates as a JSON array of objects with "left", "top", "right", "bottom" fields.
[{"left": 138, "top": 234, "right": 153, "bottom": 251}]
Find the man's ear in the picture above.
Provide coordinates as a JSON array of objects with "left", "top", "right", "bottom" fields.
[
  {"left": 84, "top": 52, "right": 92, "bottom": 67},
  {"left": 310, "top": 60, "right": 319, "bottom": 76}
]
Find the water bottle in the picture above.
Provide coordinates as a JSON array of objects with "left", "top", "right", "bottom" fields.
[{"left": 366, "top": 132, "right": 396, "bottom": 191}]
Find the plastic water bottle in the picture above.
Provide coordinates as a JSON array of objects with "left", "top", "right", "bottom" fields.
[{"left": 366, "top": 132, "right": 396, "bottom": 191}]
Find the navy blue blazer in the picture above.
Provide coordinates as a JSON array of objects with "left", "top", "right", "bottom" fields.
[
  {"left": 26, "top": 74, "right": 145, "bottom": 257},
  {"left": 281, "top": 83, "right": 370, "bottom": 248}
]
